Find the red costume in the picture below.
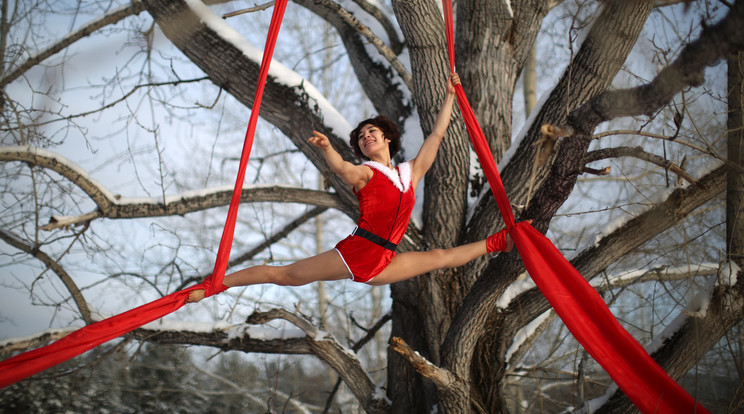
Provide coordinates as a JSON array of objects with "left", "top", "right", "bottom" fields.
[{"left": 335, "top": 161, "right": 415, "bottom": 282}]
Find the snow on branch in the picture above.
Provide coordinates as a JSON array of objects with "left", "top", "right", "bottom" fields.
[
  {"left": 0, "top": 146, "right": 345, "bottom": 230},
  {"left": 0, "top": 328, "right": 77, "bottom": 355}
]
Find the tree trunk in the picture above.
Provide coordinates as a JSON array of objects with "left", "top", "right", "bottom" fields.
[
  {"left": 388, "top": 1, "right": 548, "bottom": 411},
  {"left": 728, "top": 51, "right": 744, "bottom": 268},
  {"left": 388, "top": 0, "right": 470, "bottom": 411}
]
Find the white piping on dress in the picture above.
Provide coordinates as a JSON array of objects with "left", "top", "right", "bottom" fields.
[
  {"left": 363, "top": 161, "right": 412, "bottom": 193},
  {"left": 334, "top": 248, "right": 356, "bottom": 280}
]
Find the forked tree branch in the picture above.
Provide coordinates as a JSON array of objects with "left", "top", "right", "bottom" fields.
[
  {"left": 246, "top": 308, "right": 390, "bottom": 414},
  {"left": 0, "top": 228, "right": 92, "bottom": 324}
]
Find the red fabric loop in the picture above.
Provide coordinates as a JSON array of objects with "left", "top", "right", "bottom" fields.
[
  {"left": 0, "top": 0, "right": 288, "bottom": 388},
  {"left": 486, "top": 229, "right": 507, "bottom": 252}
]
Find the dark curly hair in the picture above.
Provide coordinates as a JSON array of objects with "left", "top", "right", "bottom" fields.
[{"left": 349, "top": 115, "right": 402, "bottom": 161}]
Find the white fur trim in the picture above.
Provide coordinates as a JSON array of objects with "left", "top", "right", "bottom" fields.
[{"left": 364, "top": 161, "right": 412, "bottom": 193}]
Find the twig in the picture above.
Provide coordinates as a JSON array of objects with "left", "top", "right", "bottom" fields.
[
  {"left": 222, "top": 1, "right": 275, "bottom": 19},
  {"left": 584, "top": 146, "right": 699, "bottom": 185}
]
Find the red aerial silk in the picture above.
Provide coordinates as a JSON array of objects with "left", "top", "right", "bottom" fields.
[
  {"left": 441, "top": 1, "right": 708, "bottom": 413},
  {"left": 0, "top": 0, "right": 289, "bottom": 388}
]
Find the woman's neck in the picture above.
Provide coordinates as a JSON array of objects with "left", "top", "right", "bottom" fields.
[{"left": 368, "top": 154, "right": 392, "bottom": 169}]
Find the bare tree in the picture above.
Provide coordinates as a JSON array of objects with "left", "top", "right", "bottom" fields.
[{"left": 1, "top": 0, "right": 742, "bottom": 412}]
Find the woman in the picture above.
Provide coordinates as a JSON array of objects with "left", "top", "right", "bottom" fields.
[{"left": 187, "top": 73, "right": 514, "bottom": 303}]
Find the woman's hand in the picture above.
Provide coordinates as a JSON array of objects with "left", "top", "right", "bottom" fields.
[
  {"left": 308, "top": 130, "right": 331, "bottom": 151},
  {"left": 447, "top": 72, "right": 460, "bottom": 94}
]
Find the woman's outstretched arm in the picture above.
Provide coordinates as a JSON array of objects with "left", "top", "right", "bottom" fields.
[{"left": 309, "top": 130, "right": 372, "bottom": 191}]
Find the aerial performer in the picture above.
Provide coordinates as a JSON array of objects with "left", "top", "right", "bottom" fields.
[{"left": 187, "top": 72, "right": 522, "bottom": 303}]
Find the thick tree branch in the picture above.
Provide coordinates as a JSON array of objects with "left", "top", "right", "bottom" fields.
[
  {"left": 324, "top": 312, "right": 392, "bottom": 413},
  {"left": 568, "top": 3, "right": 744, "bottom": 135},
  {"left": 0, "top": 146, "right": 348, "bottom": 226},
  {"left": 293, "top": 0, "right": 412, "bottom": 121},
  {"left": 0, "top": 328, "right": 77, "bottom": 357},
  {"left": 389, "top": 337, "right": 458, "bottom": 389}
]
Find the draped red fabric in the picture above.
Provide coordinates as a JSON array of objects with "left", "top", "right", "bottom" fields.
[
  {"left": 0, "top": 0, "right": 288, "bottom": 388},
  {"left": 441, "top": 1, "right": 708, "bottom": 412}
]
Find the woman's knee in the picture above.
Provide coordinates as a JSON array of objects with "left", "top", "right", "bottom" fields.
[{"left": 266, "top": 265, "right": 308, "bottom": 286}]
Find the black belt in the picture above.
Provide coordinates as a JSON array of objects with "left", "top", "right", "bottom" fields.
[{"left": 352, "top": 226, "right": 398, "bottom": 252}]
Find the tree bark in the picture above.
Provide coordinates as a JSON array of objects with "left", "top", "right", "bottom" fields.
[
  {"left": 457, "top": 0, "right": 548, "bottom": 159},
  {"left": 523, "top": 45, "right": 538, "bottom": 116}
]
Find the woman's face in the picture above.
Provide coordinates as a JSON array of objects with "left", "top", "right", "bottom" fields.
[{"left": 357, "top": 124, "right": 390, "bottom": 158}]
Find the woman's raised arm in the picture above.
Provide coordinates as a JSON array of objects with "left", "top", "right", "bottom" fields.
[{"left": 410, "top": 73, "right": 460, "bottom": 186}]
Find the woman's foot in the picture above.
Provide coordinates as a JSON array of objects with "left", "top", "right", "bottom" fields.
[{"left": 186, "top": 289, "right": 205, "bottom": 303}]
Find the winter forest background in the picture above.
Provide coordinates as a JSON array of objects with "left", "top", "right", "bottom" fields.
[{"left": 1, "top": 0, "right": 743, "bottom": 413}]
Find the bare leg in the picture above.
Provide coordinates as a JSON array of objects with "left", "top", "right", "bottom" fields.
[
  {"left": 187, "top": 250, "right": 351, "bottom": 303},
  {"left": 368, "top": 234, "right": 513, "bottom": 286},
  {"left": 368, "top": 241, "right": 484, "bottom": 286}
]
